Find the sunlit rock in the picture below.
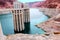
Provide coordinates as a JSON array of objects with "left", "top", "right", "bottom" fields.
[
  {"left": 32, "top": 0, "right": 60, "bottom": 8},
  {"left": 0, "top": 0, "right": 16, "bottom": 8},
  {"left": 37, "top": 14, "right": 60, "bottom": 33}
]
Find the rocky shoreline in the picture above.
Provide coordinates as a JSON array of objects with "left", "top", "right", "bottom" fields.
[
  {"left": 36, "top": 14, "right": 60, "bottom": 33},
  {"left": 39, "top": 8, "right": 60, "bottom": 17},
  {"left": 0, "top": 33, "right": 60, "bottom": 40}
]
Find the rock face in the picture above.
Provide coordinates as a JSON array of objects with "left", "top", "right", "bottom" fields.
[
  {"left": 43, "top": 0, "right": 60, "bottom": 8},
  {"left": 7, "top": 34, "right": 46, "bottom": 40},
  {"left": 32, "top": 0, "right": 60, "bottom": 8},
  {"left": 0, "top": 33, "right": 60, "bottom": 40},
  {"left": 39, "top": 8, "right": 60, "bottom": 17},
  {"left": 0, "top": 0, "right": 16, "bottom": 8},
  {"left": 0, "top": 0, "right": 25, "bottom": 8},
  {"left": 32, "top": 1, "right": 45, "bottom": 8},
  {"left": 37, "top": 14, "right": 60, "bottom": 32}
]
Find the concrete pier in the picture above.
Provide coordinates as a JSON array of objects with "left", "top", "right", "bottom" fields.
[
  {"left": 23, "top": 9, "right": 30, "bottom": 34},
  {"left": 12, "top": 8, "right": 30, "bottom": 33},
  {"left": 12, "top": 10, "right": 25, "bottom": 33}
]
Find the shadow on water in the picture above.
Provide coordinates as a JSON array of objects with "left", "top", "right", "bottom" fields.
[
  {"left": 14, "top": 22, "right": 30, "bottom": 34},
  {"left": 24, "top": 22, "right": 30, "bottom": 34}
]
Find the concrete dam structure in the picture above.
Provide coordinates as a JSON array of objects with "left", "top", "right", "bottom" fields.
[
  {"left": 0, "top": 8, "right": 30, "bottom": 33},
  {"left": 0, "top": 1, "right": 30, "bottom": 34}
]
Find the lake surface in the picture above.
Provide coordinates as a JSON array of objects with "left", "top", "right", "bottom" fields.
[
  {"left": 0, "top": 8, "right": 48, "bottom": 35},
  {"left": 30, "top": 8, "right": 48, "bottom": 34}
]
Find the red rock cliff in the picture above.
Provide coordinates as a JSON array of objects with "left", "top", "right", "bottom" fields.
[
  {"left": 32, "top": 0, "right": 60, "bottom": 8},
  {"left": 0, "top": 0, "right": 16, "bottom": 8}
]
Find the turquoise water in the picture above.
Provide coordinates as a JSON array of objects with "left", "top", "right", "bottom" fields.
[
  {"left": 0, "top": 8, "right": 48, "bottom": 35},
  {"left": 30, "top": 8, "right": 48, "bottom": 34},
  {"left": 0, "top": 13, "right": 14, "bottom": 35}
]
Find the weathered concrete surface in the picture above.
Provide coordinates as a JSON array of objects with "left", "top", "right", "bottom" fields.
[
  {"left": 7, "top": 34, "right": 46, "bottom": 40},
  {"left": 0, "top": 35, "right": 6, "bottom": 40},
  {"left": 0, "top": 34, "right": 59, "bottom": 40},
  {"left": 36, "top": 14, "right": 60, "bottom": 33}
]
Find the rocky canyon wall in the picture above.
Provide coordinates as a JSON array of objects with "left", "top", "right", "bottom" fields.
[
  {"left": 0, "top": 0, "right": 16, "bottom": 8},
  {"left": 32, "top": 0, "right": 60, "bottom": 8}
]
